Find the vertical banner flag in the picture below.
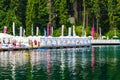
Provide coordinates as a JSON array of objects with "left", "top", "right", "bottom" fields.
[
  {"left": 4, "top": 26, "right": 7, "bottom": 34},
  {"left": 13, "top": 22, "right": 15, "bottom": 36},
  {"left": 99, "top": 27, "right": 101, "bottom": 36},
  {"left": 44, "top": 28, "right": 46, "bottom": 36},
  {"left": 20, "top": 27, "right": 22, "bottom": 36},
  {"left": 36, "top": 27, "right": 39, "bottom": 36},
  {"left": 61, "top": 25, "right": 64, "bottom": 36},
  {"left": 68, "top": 27, "right": 71, "bottom": 36},
  {"left": 47, "top": 23, "right": 51, "bottom": 36},
  {"left": 73, "top": 25, "right": 76, "bottom": 36},
  {"left": 92, "top": 24, "right": 94, "bottom": 39}
]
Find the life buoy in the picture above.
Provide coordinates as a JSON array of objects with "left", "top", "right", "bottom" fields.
[{"left": 34, "top": 40, "right": 37, "bottom": 45}]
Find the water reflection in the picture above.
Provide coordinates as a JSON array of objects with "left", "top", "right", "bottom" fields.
[
  {"left": 91, "top": 47, "right": 95, "bottom": 73},
  {"left": 0, "top": 50, "right": 29, "bottom": 80},
  {"left": 60, "top": 49, "right": 64, "bottom": 80},
  {"left": 0, "top": 46, "right": 120, "bottom": 80},
  {"left": 46, "top": 50, "right": 50, "bottom": 80}
]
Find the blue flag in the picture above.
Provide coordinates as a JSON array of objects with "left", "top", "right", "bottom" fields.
[{"left": 44, "top": 28, "right": 46, "bottom": 36}]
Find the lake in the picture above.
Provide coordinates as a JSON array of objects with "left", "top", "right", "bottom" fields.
[{"left": 0, "top": 46, "right": 120, "bottom": 80}]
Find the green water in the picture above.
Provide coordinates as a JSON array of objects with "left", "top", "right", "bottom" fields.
[{"left": 0, "top": 46, "right": 120, "bottom": 80}]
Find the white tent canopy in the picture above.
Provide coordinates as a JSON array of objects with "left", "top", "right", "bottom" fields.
[{"left": 0, "top": 33, "right": 13, "bottom": 38}]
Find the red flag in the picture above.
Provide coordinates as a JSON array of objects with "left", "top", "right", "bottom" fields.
[
  {"left": 91, "top": 24, "right": 94, "bottom": 39},
  {"left": 47, "top": 23, "right": 51, "bottom": 36}
]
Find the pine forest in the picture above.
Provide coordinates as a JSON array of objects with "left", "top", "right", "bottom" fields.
[{"left": 0, "top": 0, "right": 120, "bottom": 38}]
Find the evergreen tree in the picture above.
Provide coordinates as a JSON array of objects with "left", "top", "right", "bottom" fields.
[
  {"left": 0, "top": 0, "right": 22, "bottom": 34},
  {"left": 0, "top": 0, "right": 9, "bottom": 32},
  {"left": 26, "top": 0, "right": 49, "bottom": 36},
  {"left": 108, "top": 0, "right": 115, "bottom": 29},
  {"left": 17, "top": 0, "right": 27, "bottom": 30},
  {"left": 99, "top": 0, "right": 109, "bottom": 34},
  {"left": 26, "top": 0, "right": 35, "bottom": 36},
  {"left": 0, "top": 0, "right": 119, "bottom": 36},
  {"left": 115, "top": 1, "right": 120, "bottom": 30},
  {"left": 54, "top": 0, "right": 69, "bottom": 26},
  {"left": 37, "top": 0, "right": 48, "bottom": 32}
]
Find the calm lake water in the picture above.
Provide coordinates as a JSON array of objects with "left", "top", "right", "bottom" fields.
[{"left": 0, "top": 46, "right": 120, "bottom": 80}]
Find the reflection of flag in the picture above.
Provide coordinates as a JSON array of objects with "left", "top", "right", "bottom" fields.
[
  {"left": 44, "top": 28, "right": 46, "bottom": 36},
  {"left": 47, "top": 50, "right": 50, "bottom": 74},
  {"left": 91, "top": 24, "right": 94, "bottom": 39},
  {"left": 81, "top": 48, "right": 85, "bottom": 68},
  {"left": 91, "top": 47, "right": 95, "bottom": 72},
  {"left": 4, "top": 26, "right": 7, "bottom": 34}
]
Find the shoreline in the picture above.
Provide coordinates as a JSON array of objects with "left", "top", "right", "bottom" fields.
[{"left": 0, "top": 43, "right": 120, "bottom": 51}]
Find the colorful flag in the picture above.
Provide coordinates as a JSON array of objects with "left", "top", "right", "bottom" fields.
[
  {"left": 91, "top": 24, "right": 94, "bottom": 39},
  {"left": 44, "top": 28, "right": 46, "bottom": 36},
  {"left": 47, "top": 23, "right": 51, "bottom": 36},
  {"left": 4, "top": 26, "right": 7, "bottom": 34}
]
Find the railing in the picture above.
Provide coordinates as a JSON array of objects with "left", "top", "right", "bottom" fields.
[
  {"left": 39, "top": 37, "right": 91, "bottom": 48},
  {"left": 92, "top": 40, "right": 120, "bottom": 44}
]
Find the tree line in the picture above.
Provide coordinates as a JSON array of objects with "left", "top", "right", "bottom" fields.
[{"left": 0, "top": 0, "right": 120, "bottom": 38}]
